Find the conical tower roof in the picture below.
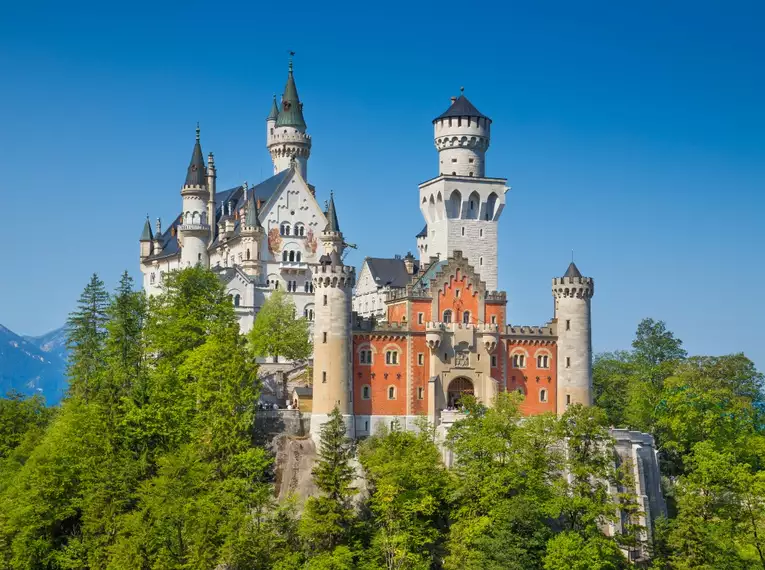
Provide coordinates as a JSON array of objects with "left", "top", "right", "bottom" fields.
[
  {"left": 185, "top": 124, "right": 207, "bottom": 187},
  {"left": 244, "top": 193, "right": 261, "bottom": 228},
  {"left": 433, "top": 93, "right": 490, "bottom": 123},
  {"left": 324, "top": 191, "right": 340, "bottom": 232},
  {"left": 563, "top": 262, "right": 582, "bottom": 278},
  {"left": 275, "top": 60, "right": 307, "bottom": 129},
  {"left": 139, "top": 216, "right": 153, "bottom": 241},
  {"left": 267, "top": 95, "right": 279, "bottom": 121}
]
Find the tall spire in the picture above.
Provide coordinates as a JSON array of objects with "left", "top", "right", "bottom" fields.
[
  {"left": 244, "top": 194, "right": 261, "bottom": 228},
  {"left": 267, "top": 94, "right": 279, "bottom": 121},
  {"left": 185, "top": 123, "right": 207, "bottom": 187},
  {"left": 139, "top": 215, "right": 153, "bottom": 241},
  {"left": 275, "top": 55, "right": 307, "bottom": 129},
  {"left": 324, "top": 191, "right": 340, "bottom": 232}
]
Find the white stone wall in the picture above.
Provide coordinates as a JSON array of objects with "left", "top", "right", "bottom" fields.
[
  {"left": 554, "top": 277, "right": 594, "bottom": 412},
  {"left": 433, "top": 116, "right": 490, "bottom": 177},
  {"left": 352, "top": 263, "right": 387, "bottom": 318}
]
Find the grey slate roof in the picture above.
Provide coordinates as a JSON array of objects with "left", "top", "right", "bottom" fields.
[
  {"left": 366, "top": 258, "right": 411, "bottom": 289},
  {"left": 324, "top": 192, "right": 340, "bottom": 232},
  {"left": 185, "top": 127, "right": 207, "bottom": 187},
  {"left": 433, "top": 94, "right": 490, "bottom": 122},
  {"left": 416, "top": 224, "right": 427, "bottom": 238},
  {"left": 267, "top": 95, "right": 279, "bottom": 121},
  {"left": 563, "top": 262, "right": 582, "bottom": 278},
  {"left": 140, "top": 218, "right": 153, "bottom": 241},
  {"left": 293, "top": 386, "right": 313, "bottom": 397},
  {"left": 244, "top": 196, "right": 261, "bottom": 228}
]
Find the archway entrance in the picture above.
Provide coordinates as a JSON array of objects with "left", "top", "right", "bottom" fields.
[{"left": 447, "top": 377, "right": 474, "bottom": 409}]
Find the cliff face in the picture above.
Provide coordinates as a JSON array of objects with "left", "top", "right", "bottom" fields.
[{"left": 272, "top": 435, "right": 319, "bottom": 503}]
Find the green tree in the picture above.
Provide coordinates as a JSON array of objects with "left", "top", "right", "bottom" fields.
[
  {"left": 66, "top": 273, "right": 109, "bottom": 399},
  {"left": 543, "top": 532, "right": 628, "bottom": 570},
  {"left": 359, "top": 419, "right": 451, "bottom": 570},
  {"left": 0, "top": 392, "right": 52, "bottom": 459},
  {"left": 248, "top": 289, "right": 311, "bottom": 363},
  {"left": 105, "top": 271, "right": 146, "bottom": 401},
  {"left": 301, "top": 406, "right": 358, "bottom": 553}
]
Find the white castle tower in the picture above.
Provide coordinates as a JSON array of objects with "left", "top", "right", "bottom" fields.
[
  {"left": 266, "top": 58, "right": 311, "bottom": 180},
  {"left": 239, "top": 190, "right": 265, "bottom": 278},
  {"left": 310, "top": 193, "right": 355, "bottom": 440},
  {"left": 418, "top": 90, "right": 507, "bottom": 291},
  {"left": 178, "top": 125, "right": 211, "bottom": 267},
  {"left": 553, "top": 262, "right": 594, "bottom": 414}
]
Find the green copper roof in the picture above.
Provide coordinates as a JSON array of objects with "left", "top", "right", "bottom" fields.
[
  {"left": 267, "top": 95, "right": 279, "bottom": 121},
  {"left": 324, "top": 191, "right": 340, "bottom": 232},
  {"left": 244, "top": 195, "right": 261, "bottom": 228},
  {"left": 185, "top": 124, "right": 207, "bottom": 187},
  {"left": 139, "top": 217, "right": 153, "bottom": 241},
  {"left": 275, "top": 61, "right": 307, "bottom": 129}
]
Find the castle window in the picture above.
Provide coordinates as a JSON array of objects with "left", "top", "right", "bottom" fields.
[
  {"left": 385, "top": 350, "right": 399, "bottom": 365},
  {"left": 418, "top": 353, "right": 424, "bottom": 365},
  {"left": 461, "top": 226, "right": 465, "bottom": 236},
  {"left": 566, "top": 357, "right": 571, "bottom": 368},
  {"left": 479, "top": 229, "right": 483, "bottom": 238},
  {"left": 360, "top": 349, "right": 372, "bottom": 364},
  {"left": 150, "top": 273, "right": 155, "bottom": 284},
  {"left": 418, "top": 387, "right": 424, "bottom": 400},
  {"left": 246, "top": 249, "right": 250, "bottom": 260},
  {"left": 480, "top": 257, "right": 483, "bottom": 266},
  {"left": 468, "top": 158, "right": 474, "bottom": 164},
  {"left": 388, "top": 386, "right": 396, "bottom": 400},
  {"left": 442, "top": 310, "right": 452, "bottom": 323},
  {"left": 491, "top": 354, "right": 498, "bottom": 367},
  {"left": 418, "top": 312, "right": 424, "bottom": 324},
  {"left": 289, "top": 251, "right": 295, "bottom": 262},
  {"left": 566, "top": 320, "right": 571, "bottom": 331},
  {"left": 462, "top": 311, "right": 471, "bottom": 324},
  {"left": 323, "top": 332, "right": 327, "bottom": 344},
  {"left": 275, "top": 281, "right": 280, "bottom": 289},
  {"left": 540, "top": 389, "right": 548, "bottom": 403},
  {"left": 282, "top": 251, "right": 289, "bottom": 262},
  {"left": 451, "top": 158, "right": 457, "bottom": 163},
  {"left": 280, "top": 223, "right": 291, "bottom": 236},
  {"left": 323, "top": 295, "right": 327, "bottom": 306},
  {"left": 566, "top": 394, "right": 571, "bottom": 406},
  {"left": 233, "top": 294, "right": 241, "bottom": 307},
  {"left": 364, "top": 420, "right": 369, "bottom": 431},
  {"left": 491, "top": 315, "right": 497, "bottom": 324},
  {"left": 322, "top": 371, "right": 327, "bottom": 383},
  {"left": 304, "top": 282, "right": 310, "bottom": 292},
  {"left": 362, "top": 385, "right": 371, "bottom": 400},
  {"left": 452, "top": 172, "right": 456, "bottom": 175},
  {"left": 458, "top": 117, "right": 461, "bottom": 127},
  {"left": 537, "top": 354, "right": 549, "bottom": 369},
  {"left": 296, "top": 252, "right": 301, "bottom": 262},
  {"left": 513, "top": 354, "right": 526, "bottom": 368}
]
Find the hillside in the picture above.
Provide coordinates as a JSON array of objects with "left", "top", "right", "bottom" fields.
[{"left": 0, "top": 324, "right": 67, "bottom": 404}]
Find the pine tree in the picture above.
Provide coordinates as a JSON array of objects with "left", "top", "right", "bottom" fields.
[
  {"left": 301, "top": 406, "right": 357, "bottom": 552},
  {"left": 66, "top": 273, "right": 109, "bottom": 400}
]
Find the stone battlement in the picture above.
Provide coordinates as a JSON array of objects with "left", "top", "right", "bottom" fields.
[{"left": 504, "top": 322, "right": 557, "bottom": 337}]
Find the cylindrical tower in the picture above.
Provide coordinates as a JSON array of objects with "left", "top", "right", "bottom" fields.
[
  {"left": 267, "top": 59, "right": 311, "bottom": 180},
  {"left": 433, "top": 90, "right": 491, "bottom": 178},
  {"left": 178, "top": 125, "right": 210, "bottom": 268},
  {"left": 310, "top": 194, "right": 355, "bottom": 440},
  {"left": 553, "top": 262, "right": 594, "bottom": 415}
]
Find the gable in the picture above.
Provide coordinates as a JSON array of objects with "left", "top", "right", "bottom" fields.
[{"left": 355, "top": 262, "right": 377, "bottom": 295}]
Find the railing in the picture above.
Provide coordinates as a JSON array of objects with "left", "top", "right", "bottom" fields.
[
  {"left": 279, "top": 261, "right": 308, "bottom": 271},
  {"left": 178, "top": 223, "right": 210, "bottom": 232}
]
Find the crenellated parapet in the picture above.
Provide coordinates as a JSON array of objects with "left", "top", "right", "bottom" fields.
[
  {"left": 503, "top": 321, "right": 557, "bottom": 340},
  {"left": 552, "top": 276, "right": 594, "bottom": 300},
  {"left": 312, "top": 264, "right": 355, "bottom": 289}
]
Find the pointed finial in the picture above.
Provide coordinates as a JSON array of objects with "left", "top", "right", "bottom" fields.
[
  {"left": 571, "top": 249, "right": 574, "bottom": 263},
  {"left": 460, "top": 86, "right": 465, "bottom": 94},
  {"left": 288, "top": 50, "right": 295, "bottom": 72},
  {"left": 195, "top": 122, "right": 200, "bottom": 141}
]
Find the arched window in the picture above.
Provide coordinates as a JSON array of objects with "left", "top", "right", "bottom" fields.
[
  {"left": 540, "top": 389, "right": 548, "bottom": 403},
  {"left": 280, "top": 223, "right": 291, "bottom": 236},
  {"left": 537, "top": 354, "right": 550, "bottom": 369},
  {"left": 385, "top": 350, "right": 399, "bottom": 365},
  {"left": 362, "top": 385, "right": 371, "bottom": 400},
  {"left": 296, "top": 251, "right": 301, "bottom": 262},
  {"left": 443, "top": 310, "right": 452, "bottom": 323},
  {"left": 304, "top": 282, "right": 310, "bottom": 292},
  {"left": 246, "top": 249, "right": 251, "bottom": 260},
  {"left": 462, "top": 311, "right": 471, "bottom": 324},
  {"left": 233, "top": 294, "right": 241, "bottom": 307},
  {"left": 512, "top": 354, "right": 526, "bottom": 368},
  {"left": 282, "top": 251, "right": 289, "bottom": 262},
  {"left": 289, "top": 251, "right": 295, "bottom": 262},
  {"left": 467, "top": 191, "right": 480, "bottom": 220},
  {"left": 388, "top": 386, "right": 396, "bottom": 400},
  {"left": 485, "top": 192, "right": 498, "bottom": 221}
]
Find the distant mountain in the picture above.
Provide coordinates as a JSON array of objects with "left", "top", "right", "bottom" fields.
[{"left": 0, "top": 324, "right": 68, "bottom": 405}]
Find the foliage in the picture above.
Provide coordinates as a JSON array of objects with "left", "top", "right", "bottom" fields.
[{"left": 248, "top": 288, "right": 311, "bottom": 362}]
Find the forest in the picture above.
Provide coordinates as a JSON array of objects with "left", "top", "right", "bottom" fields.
[{"left": 0, "top": 266, "right": 763, "bottom": 570}]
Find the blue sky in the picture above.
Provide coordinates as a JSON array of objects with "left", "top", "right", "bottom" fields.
[{"left": 1, "top": 0, "right": 763, "bottom": 370}]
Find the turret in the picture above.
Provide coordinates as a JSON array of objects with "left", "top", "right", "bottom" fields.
[
  {"left": 139, "top": 216, "right": 153, "bottom": 260},
  {"left": 267, "top": 57, "right": 312, "bottom": 180},
  {"left": 433, "top": 88, "right": 491, "bottom": 177},
  {"left": 178, "top": 124, "right": 210, "bottom": 268},
  {"left": 152, "top": 217, "right": 163, "bottom": 256},
  {"left": 240, "top": 189, "right": 264, "bottom": 277},
  {"left": 552, "top": 262, "right": 594, "bottom": 414},
  {"left": 311, "top": 192, "right": 355, "bottom": 440},
  {"left": 418, "top": 91, "right": 507, "bottom": 291}
]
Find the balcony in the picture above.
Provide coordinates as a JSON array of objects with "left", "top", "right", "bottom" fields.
[
  {"left": 279, "top": 260, "right": 309, "bottom": 273},
  {"left": 178, "top": 223, "right": 210, "bottom": 232}
]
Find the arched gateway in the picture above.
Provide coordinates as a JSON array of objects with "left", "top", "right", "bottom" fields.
[{"left": 447, "top": 377, "right": 474, "bottom": 409}]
